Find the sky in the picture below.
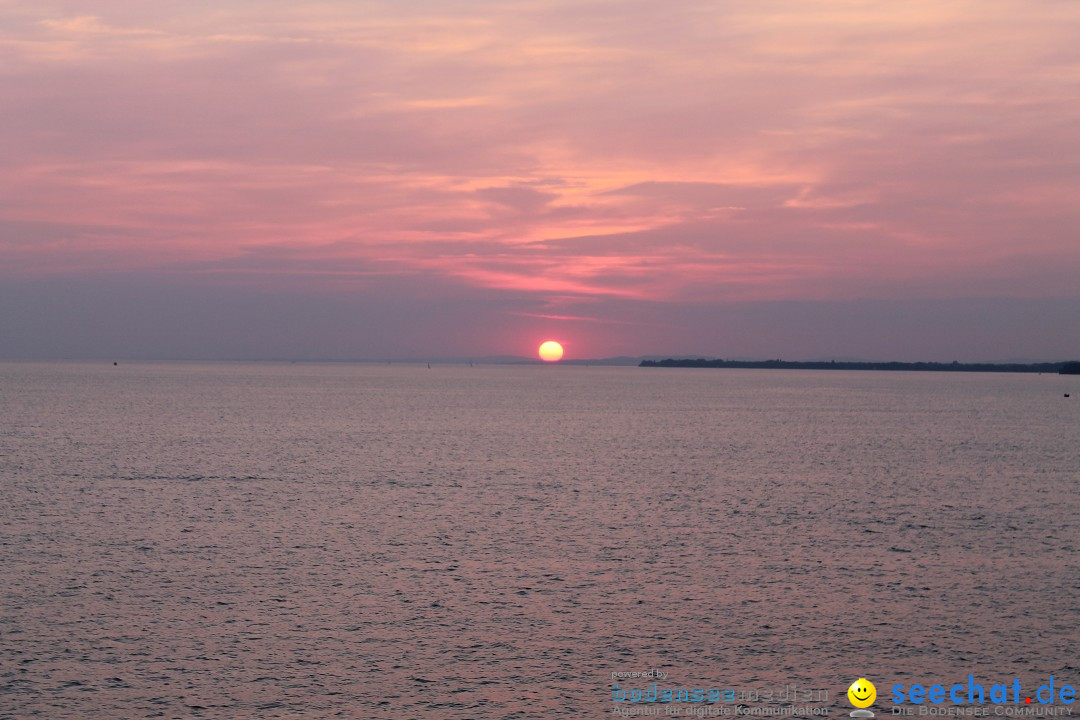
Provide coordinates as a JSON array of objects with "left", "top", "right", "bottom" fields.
[{"left": 1, "top": 0, "right": 1079, "bottom": 361}]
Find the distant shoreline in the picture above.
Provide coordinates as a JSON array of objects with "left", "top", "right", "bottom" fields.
[{"left": 640, "top": 359, "right": 1080, "bottom": 374}]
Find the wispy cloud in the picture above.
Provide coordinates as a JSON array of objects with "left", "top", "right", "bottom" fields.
[{"left": 1, "top": 0, "right": 1079, "bottom": 357}]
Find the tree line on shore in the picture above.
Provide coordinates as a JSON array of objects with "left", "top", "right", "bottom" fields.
[{"left": 640, "top": 359, "right": 1080, "bottom": 374}]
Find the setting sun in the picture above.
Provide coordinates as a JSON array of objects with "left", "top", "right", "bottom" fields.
[{"left": 538, "top": 340, "right": 564, "bottom": 362}]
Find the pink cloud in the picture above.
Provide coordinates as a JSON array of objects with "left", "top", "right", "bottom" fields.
[{"left": 1, "top": 0, "right": 1079, "bottom": 357}]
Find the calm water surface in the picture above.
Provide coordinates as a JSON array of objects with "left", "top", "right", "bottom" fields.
[{"left": 1, "top": 362, "right": 1077, "bottom": 719}]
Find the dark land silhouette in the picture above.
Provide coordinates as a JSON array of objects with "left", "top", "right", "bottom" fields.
[{"left": 641, "top": 359, "right": 1080, "bottom": 374}]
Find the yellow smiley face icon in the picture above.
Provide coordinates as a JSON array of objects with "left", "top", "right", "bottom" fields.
[{"left": 848, "top": 678, "right": 876, "bottom": 708}]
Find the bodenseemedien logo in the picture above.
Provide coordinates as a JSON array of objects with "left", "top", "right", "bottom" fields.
[{"left": 848, "top": 678, "right": 877, "bottom": 718}]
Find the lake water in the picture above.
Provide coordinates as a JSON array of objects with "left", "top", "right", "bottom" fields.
[{"left": 1, "top": 362, "right": 1077, "bottom": 719}]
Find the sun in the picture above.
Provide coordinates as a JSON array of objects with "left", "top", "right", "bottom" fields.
[{"left": 538, "top": 340, "right": 564, "bottom": 362}]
